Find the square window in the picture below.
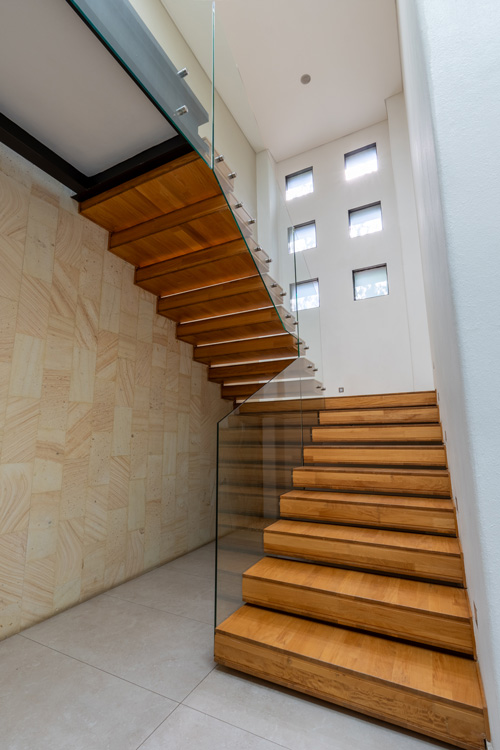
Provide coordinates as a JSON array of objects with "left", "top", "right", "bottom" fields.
[
  {"left": 288, "top": 221, "right": 317, "bottom": 253},
  {"left": 286, "top": 168, "right": 314, "bottom": 201},
  {"left": 345, "top": 144, "right": 378, "bottom": 180},
  {"left": 353, "top": 265, "right": 389, "bottom": 300},
  {"left": 349, "top": 202, "right": 382, "bottom": 238},
  {"left": 290, "top": 278, "right": 320, "bottom": 312}
]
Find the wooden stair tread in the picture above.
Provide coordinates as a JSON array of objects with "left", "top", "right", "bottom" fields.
[
  {"left": 281, "top": 489, "right": 454, "bottom": 511},
  {"left": 265, "top": 519, "right": 460, "bottom": 555},
  {"left": 79, "top": 152, "right": 220, "bottom": 232},
  {"left": 303, "top": 445, "right": 447, "bottom": 466},
  {"left": 293, "top": 465, "right": 452, "bottom": 497},
  {"left": 312, "top": 424, "right": 443, "bottom": 442},
  {"left": 244, "top": 557, "right": 469, "bottom": 619},
  {"left": 322, "top": 391, "right": 437, "bottom": 409},
  {"left": 319, "top": 406, "right": 440, "bottom": 424},
  {"left": 280, "top": 489, "right": 456, "bottom": 534},
  {"left": 215, "top": 606, "right": 486, "bottom": 750},
  {"left": 216, "top": 606, "right": 481, "bottom": 705}
]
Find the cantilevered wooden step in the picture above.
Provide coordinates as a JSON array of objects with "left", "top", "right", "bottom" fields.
[
  {"left": 319, "top": 406, "right": 440, "bottom": 425},
  {"left": 79, "top": 151, "right": 222, "bottom": 232},
  {"left": 208, "top": 358, "right": 298, "bottom": 384},
  {"left": 214, "top": 606, "right": 487, "bottom": 750},
  {"left": 303, "top": 444, "right": 447, "bottom": 467},
  {"left": 134, "top": 238, "right": 265, "bottom": 296},
  {"left": 157, "top": 275, "right": 284, "bottom": 323},
  {"left": 312, "top": 423, "right": 443, "bottom": 443},
  {"left": 322, "top": 391, "right": 437, "bottom": 409},
  {"left": 176, "top": 306, "right": 296, "bottom": 345},
  {"left": 242, "top": 557, "right": 473, "bottom": 653},
  {"left": 293, "top": 465, "right": 451, "bottom": 497},
  {"left": 280, "top": 490, "right": 456, "bottom": 534},
  {"left": 194, "top": 333, "right": 300, "bottom": 366},
  {"left": 263, "top": 519, "right": 463, "bottom": 582}
]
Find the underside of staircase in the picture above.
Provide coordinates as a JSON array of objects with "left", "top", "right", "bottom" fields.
[
  {"left": 78, "top": 150, "right": 312, "bottom": 403},
  {"left": 215, "top": 391, "right": 490, "bottom": 750},
  {"left": 78, "top": 154, "right": 488, "bottom": 750}
]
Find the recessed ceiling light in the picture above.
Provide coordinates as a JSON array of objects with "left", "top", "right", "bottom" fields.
[{"left": 300, "top": 74, "right": 311, "bottom": 85}]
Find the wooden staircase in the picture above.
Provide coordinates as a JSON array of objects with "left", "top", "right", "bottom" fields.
[
  {"left": 78, "top": 150, "right": 318, "bottom": 402},
  {"left": 215, "top": 391, "right": 490, "bottom": 750}
]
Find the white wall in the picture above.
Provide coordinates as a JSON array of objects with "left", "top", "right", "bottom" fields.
[
  {"left": 397, "top": 0, "right": 500, "bottom": 744},
  {"left": 130, "top": 0, "right": 257, "bottom": 216},
  {"left": 275, "top": 119, "right": 433, "bottom": 396}
]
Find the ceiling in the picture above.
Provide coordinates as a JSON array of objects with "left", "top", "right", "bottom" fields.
[
  {"left": 0, "top": 0, "right": 177, "bottom": 176},
  {"left": 163, "top": 0, "right": 402, "bottom": 163}
]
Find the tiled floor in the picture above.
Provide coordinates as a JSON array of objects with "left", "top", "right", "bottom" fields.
[{"left": 0, "top": 542, "right": 454, "bottom": 750}]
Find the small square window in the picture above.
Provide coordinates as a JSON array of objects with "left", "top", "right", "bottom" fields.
[
  {"left": 345, "top": 144, "right": 378, "bottom": 180},
  {"left": 286, "top": 168, "right": 314, "bottom": 201},
  {"left": 349, "top": 202, "right": 382, "bottom": 238},
  {"left": 290, "top": 278, "right": 320, "bottom": 312},
  {"left": 353, "top": 265, "right": 389, "bottom": 300},
  {"left": 288, "top": 221, "right": 317, "bottom": 253}
]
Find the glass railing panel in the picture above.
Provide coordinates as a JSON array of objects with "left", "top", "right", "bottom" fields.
[
  {"left": 211, "top": 8, "right": 299, "bottom": 344},
  {"left": 291, "top": 238, "right": 325, "bottom": 389},
  {"left": 67, "top": 0, "right": 214, "bottom": 166},
  {"left": 215, "top": 359, "right": 323, "bottom": 626}
]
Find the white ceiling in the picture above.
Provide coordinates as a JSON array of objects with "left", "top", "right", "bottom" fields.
[
  {"left": 164, "top": 0, "right": 402, "bottom": 163},
  {"left": 0, "top": 0, "right": 177, "bottom": 175}
]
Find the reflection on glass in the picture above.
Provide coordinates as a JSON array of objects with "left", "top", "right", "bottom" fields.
[
  {"left": 353, "top": 265, "right": 389, "bottom": 300},
  {"left": 285, "top": 168, "right": 314, "bottom": 201},
  {"left": 290, "top": 278, "right": 320, "bottom": 312},
  {"left": 349, "top": 202, "right": 382, "bottom": 238},
  {"left": 288, "top": 221, "right": 317, "bottom": 253},
  {"left": 345, "top": 144, "right": 378, "bottom": 180}
]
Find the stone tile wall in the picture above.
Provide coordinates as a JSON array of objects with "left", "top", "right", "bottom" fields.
[{"left": 0, "top": 144, "right": 229, "bottom": 639}]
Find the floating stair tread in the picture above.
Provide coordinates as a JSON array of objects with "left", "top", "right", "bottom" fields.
[
  {"left": 265, "top": 519, "right": 460, "bottom": 555},
  {"left": 244, "top": 557, "right": 469, "bottom": 619},
  {"left": 319, "top": 407, "right": 440, "bottom": 424},
  {"left": 79, "top": 152, "right": 219, "bottom": 232},
  {"left": 215, "top": 606, "right": 486, "bottom": 750},
  {"left": 280, "top": 489, "right": 456, "bottom": 534},
  {"left": 293, "top": 465, "right": 452, "bottom": 497},
  {"left": 303, "top": 445, "right": 447, "bottom": 466},
  {"left": 312, "top": 424, "right": 443, "bottom": 443},
  {"left": 281, "top": 489, "right": 454, "bottom": 511},
  {"left": 323, "top": 391, "right": 437, "bottom": 409},
  {"left": 264, "top": 520, "right": 463, "bottom": 582}
]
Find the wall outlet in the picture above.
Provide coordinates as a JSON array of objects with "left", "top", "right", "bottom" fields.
[{"left": 338, "top": 387, "right": 344, "bottom": 393}]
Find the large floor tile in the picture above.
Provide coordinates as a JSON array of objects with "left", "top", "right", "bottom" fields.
[
  {"left": 107, "top": 566, "right": 214, "bottom": 624},
  {"left": 185, "top": 667, "right": 452, "bottom": 750},
  {"left": 139, "top": 704, "right": 286, "bottom": 750},
  {"left": 0, "top": 635, "right": 175, "bottom": 750},
  {"left": 22, "top": 595, "right": 215, "bottom": 702},
  {"left": 165, "top": 542, "right": 215, "bottom": 579}
]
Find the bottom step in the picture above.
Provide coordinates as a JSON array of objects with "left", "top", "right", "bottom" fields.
[{"left": 215, "top": 606, "right": 488, "bottom": 750}]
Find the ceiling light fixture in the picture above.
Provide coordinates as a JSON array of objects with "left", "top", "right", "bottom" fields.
[{"left": 300, "top": 74, "right": 311, "bottom": 85}]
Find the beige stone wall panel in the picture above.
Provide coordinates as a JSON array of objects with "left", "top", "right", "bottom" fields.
[{"left": 0, "top": 145, "right": 228, "bottom": 637}]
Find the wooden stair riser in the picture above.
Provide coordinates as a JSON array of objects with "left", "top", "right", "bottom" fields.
[
  {"left": 263, "top": 524, "right": 464, "bottom": 583},
  {"left": 323, "top": 392, "right": 438, "bottom": 409},
  {"left": 280, "top": 492, "right": 457, "bottom": 535},
  {"left": 176, "top": 307, "right": 296, "bottom": 344},
  {"left": 293, "top": 466, "right": 452, "bottom": 497},
  {"left": 242, "top": 560, "right": 473, "bottom": 653},
  {"left": 319, "top": 406, "right": 440, "bottom": 425},
  {"left": 312, "top": 424, "right": 443, "bottom": 443},
  {"left": 303, "top": 445, "right": 447, "bottom": 467}
]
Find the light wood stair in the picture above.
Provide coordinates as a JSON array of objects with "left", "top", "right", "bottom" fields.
[
  {"left": 79, "top": 150, "right": 314, "bottom": 402},
  {"left": 215, "top": 390, "right": 490, "bottom": 749}
]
